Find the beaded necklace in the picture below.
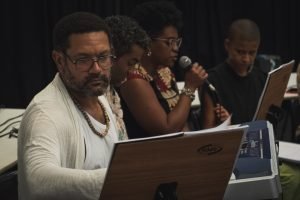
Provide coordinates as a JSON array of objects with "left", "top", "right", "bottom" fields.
[{"left": 72, "top": 96, "right": 110, "bottom": 137}]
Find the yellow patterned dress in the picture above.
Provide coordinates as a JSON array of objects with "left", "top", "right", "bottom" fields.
[{"left": 120, "top": 65, "right": 180, "bottom": 138}]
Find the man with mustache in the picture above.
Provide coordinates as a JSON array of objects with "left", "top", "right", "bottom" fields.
[{"left": 18, "top": 12, "right": 121, "bottom": 199}]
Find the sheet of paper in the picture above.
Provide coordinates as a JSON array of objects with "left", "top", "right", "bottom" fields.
[{"left": 278, "top": 141, "right": 300, "bottom": 164}]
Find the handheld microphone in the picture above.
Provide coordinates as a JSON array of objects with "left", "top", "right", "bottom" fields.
[
  {"left": 178, "top": 56, "right": 216, "bottom": 92},
  {"left": 179, "top": 56, "right": 223, "bottom": 124}
]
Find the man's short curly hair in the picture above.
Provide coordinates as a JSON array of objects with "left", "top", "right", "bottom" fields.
[
  {"left": 132, "top": 1, "right": 183, "bottom": 38},
  {"left": 53, "top": 12, "right": 111, "bottom": 52},
  {"left": 105, "top": 15, "right": 150, "bottom": 57}
]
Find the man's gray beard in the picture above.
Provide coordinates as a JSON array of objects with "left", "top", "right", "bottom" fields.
[{"left": 60, "top": 73, "right": 109, "bottom": 97}]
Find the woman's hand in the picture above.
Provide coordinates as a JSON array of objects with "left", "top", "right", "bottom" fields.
[{"left": 214, "top": 104, "right": 230, "bottom": 123}]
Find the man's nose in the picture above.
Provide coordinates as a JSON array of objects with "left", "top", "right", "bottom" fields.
[
  {"left": 242, "top": 54, "right": 251, "bottom": 63},
  {"left": 90, "top": 61, "right": 103, "bottom": 73}
]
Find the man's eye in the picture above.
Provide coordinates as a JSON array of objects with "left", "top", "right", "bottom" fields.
[
  {"left": 97, "top": 56, "right": 107, "bottom": 61},
  {"left": 237, "top": 50, "right": 247, "bottom": 55},
  {"left": 77, "top": 58, "right": 90, "bottom": 63},
  {"left": 128, "top": 61, "right": 138, "bottom": 67},
  {"left": 167, "top": 40, "right": 173, "bottom": 46}
]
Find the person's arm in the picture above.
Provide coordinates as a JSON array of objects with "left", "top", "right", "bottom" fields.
[
  {"left": 18, "top": 109, "right": 105, "bottom": 200},
  {"left": 215, "top": 104, "right": 230, "bottom": 122},
  {"left": 201, "top": 91, "right": 218, "bottom": 129},
  {"left": 120, "top": 64, "right": 206, "bottom": 135},
  {"left": 201, "top": 91, "right": 230, "bottom": 129}
]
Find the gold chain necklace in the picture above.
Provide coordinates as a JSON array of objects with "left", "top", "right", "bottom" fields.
[{"left": 72, "top": 96, "right": 110, "bottom": 137}]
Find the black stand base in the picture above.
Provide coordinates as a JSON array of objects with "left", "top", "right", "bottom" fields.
[
  {"left": 266, "top": 104, "right": 283, "bottom": 130},
  {"left": 266, "top": 104, "right": 284, "bottom": 163},
  {"left": 154, "top": 182, "right": 178, "bottom": 200}
]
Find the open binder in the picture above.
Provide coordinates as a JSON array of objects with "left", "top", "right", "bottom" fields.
[
  {"left": 253, "top": 60, "right": 294, "bottom": 121},
  {"left": 99, "top": 126, "right": 247, "bottom": 200}
]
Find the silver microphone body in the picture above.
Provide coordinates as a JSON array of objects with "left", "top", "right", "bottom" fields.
[{"left": 178, "top": 56, "right": 216, "bottom": 92}]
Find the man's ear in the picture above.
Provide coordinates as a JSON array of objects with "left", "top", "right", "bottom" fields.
[
  {"left": 224, "top": 38, "right": 230, "bottom": 52},
  {"left": 52, "top": 50, "right": 64, "bottom": 72}
]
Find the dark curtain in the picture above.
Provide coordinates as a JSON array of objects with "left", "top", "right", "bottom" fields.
[{"left": 1, "top": 0, "right": 300, "bottom": 108}]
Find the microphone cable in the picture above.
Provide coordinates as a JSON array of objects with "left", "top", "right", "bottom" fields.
[{"left": 0, "top": 112, "right": 24, "bottom": 137}]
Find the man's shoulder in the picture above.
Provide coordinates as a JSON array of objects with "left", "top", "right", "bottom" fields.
[
  {"left": 208, "top": 62, "right": 227, "bottom": 73},
  {"left": 127, "top": 65, "right": 152, "bottom": 82},
  {"left": 26, "top": 95, "right": 69, "bottom": 121},
  {"left": 25, "top": 81, "right": 72, "bottom": 121},
  {"left": 207, "top": 62, "right": 228, "bottom": 80},
  {"left": 252, "top": 65, "right": 268, "bottom": 74},
  {"left": 251, "top": 66, "right": 268, "bottom": 80}
]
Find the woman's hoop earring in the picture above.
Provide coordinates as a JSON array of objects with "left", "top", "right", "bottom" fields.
[{"left": 147, "top": 50, "right": 152, "bottom": 56}]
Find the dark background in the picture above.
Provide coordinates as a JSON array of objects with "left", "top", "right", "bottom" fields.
[{"left": 2, "top": 0, "right": 300, "bottom": 108}]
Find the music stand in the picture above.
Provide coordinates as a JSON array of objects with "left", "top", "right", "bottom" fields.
[
  {"left": 253, "top": 60, "right": 295, "bottom": 123},
  {"left": 99, "top": 127, "right": 246, "bottom": 200}
]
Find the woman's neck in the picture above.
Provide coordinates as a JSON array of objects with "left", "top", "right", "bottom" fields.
[{"left": 140, "top": 55, "right": 158, "bottom": 77}]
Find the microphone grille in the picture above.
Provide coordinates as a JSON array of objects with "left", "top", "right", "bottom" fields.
[{"left": 179, "top": 56, "right": 192, "bottom": 69}]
